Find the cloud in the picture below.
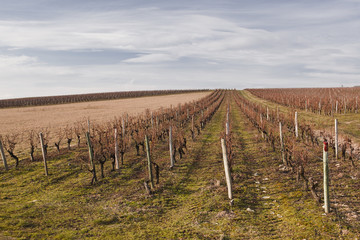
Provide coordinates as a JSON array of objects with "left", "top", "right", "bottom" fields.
[
  {"left": 124, "top": 53, "right": 177, "bottom": 63},
  {"left": 0, "top": 54, "right": 37, "bottom": 66},
  {"left": 1, "top": 0, "right": 360, "bottom": 98}
]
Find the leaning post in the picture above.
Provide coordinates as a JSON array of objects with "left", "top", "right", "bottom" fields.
[
  {"left": 145, "top": 135, "right": 154, "bottom": 189},
  {"left": 221, "top": 138, "right": 233, "bottom": 206},
  {"left": 0, "top": 139, "right": 8, "bottom": 171},
  {"left": 39, "top": 132, "right": 48, "bottom": 176},
  {"left": 86, "top": 132, "right": 97, "bottom": 184},
  {"left": 169, "top": 125, "right": 175, "bottom": 169}
]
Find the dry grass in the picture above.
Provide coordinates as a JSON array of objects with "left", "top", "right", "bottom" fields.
[{"left": 0, "top": 92, "right": 210, "bottom": 148}]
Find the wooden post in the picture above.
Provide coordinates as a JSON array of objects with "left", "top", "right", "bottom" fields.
[
  {"left": 295, "top": 111, "right": 299, "bottom": 138},
  {"left": 305, "top": 99, "right": 308, "bottom": 112},
  {"left": 187, "top": 109, "right": 190, "bottom": 119},
  {"left": 226, "top": 107, "right": 229, "bottom": 123},
  {"left": 39, "top": 132, "right": 48, "bottom": 176},
  {"left": 169, "top": 125, "right": 175, "bottom": 168},
  {"left": 87, "top": 118, "right": 91, "bottom": 134},
  {"left": 226, "top": 121, "right": 230, "bottom": 136},
  {"left": 260, "top": 114, "right": 264, "bottom": 138},
  {"left": 277, "top": 107, "right": 279, "bottom": 121},
  {"left": 356, "top": 97, "right": 358, "bottom": 113},
  {"left": 191, "top": 115, "right": 195, "bottom": 140},
  {"left": 121, "top": 118, "right": 125, "bottom": 137},
  {"left": 114, "top": 128, "right": 120, "bottom": 170},
  {"left": 279, "top": 122, "right": 286, "bottom": 166},
  {"left": 221, "top": 138, "right": 233, "bottom": 205},
  {"left": 226, "top": 109, "right": 230, "bottom": 136},
  {"left": 145, "top": 135, "right": 154, "bottom": 189},
  {"left": 151, "top": 112, "right": 154, "bottom": 128},
  {"left": 335, "top": 119, "right": 338, "bottom": 159},
  {"left": 323, "top": 140, "right": 330, "bottom": 213},
  {"left": 0, "top": 140, "right": 8, "bottom": 171},
  {"left": 86, "top": 132, "right": 97, "bottom": 183},
  {"left": 336, "top": 101, "right": 338, "bottom": 114},
  {"left": 266, "top": 107, "right": 269, "bottom": 121}
]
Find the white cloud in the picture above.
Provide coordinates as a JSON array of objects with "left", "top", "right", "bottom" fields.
[
  {"left": 1, "top": 1, "right": 360, "bottom": 98},
  {"left": 0, "top": 54, "right": 37, "bottom": 66},
  {"left": 124, "top": 53, "right": 177, "bottom": 63}
]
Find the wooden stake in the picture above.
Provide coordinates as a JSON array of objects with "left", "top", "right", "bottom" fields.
[
  {"left": 356, "top": 97, "right": 358, "bottom": 113},
  {"left": 145, "top": 135, "right": 154, "bottom": 189},
  {"left": 335, "top": 119, "right": 338, "bottom": 159},
  {"left": 295, "top": 111, "right": 299, "bottom": 138},
  {"left": 226, "top": 109, "right": 230, "bottom": 136},
  {"left": 336, "top": 101, "right": 338, "bottom": 114},
  {"left": 221, "top": 138, "right": 233, "bottom": 205},
  {"left": 169, "top": 126, "right": 175, "bottom": 168},
  {"left": 86, "top": 132, "right": 97, "bottom": 184},
  {"left": 39, "top": 132, "right": 48, "bottom": 176},
  {"left": 323, "top": 140, "right": 330, "bottom": 213},
  {"left": 191, "top": 115, "right": 195, "bottom": 140},
  {"left": 151, "top": 112, "right": 154, "bottom": 128},
  {"left": 0, "top": 140, "right": 8, "bottom": 171},
  {"left": 87, "top": 118, "right": 91, "bottom": 134},
  {"left": 266, "top": 107, "right": 269, "bottom": 121},
  {"left": 279, "top": 122, "right": 286, "bottom": 166},
  {"left": 121, "top": 118, "right": 125, "bottom": 137},
  {"left": 114, "top": 128, "right": 120, "bottom": 170},
  {"left": 260, "top": 114, "right": 264, "bottom": 138}
]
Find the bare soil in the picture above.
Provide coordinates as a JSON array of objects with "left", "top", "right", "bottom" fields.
[{"left": 0, "top": 92, "right": 209, "bottom": 146}]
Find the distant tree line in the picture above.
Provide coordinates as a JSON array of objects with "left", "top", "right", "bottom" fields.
[{"left": 0, "top": 89, "right": 209, "bottom": 108}]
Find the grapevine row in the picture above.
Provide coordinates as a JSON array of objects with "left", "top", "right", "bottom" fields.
[
  {"left": 0, "top": 90, "right": 225, "bottom": 185},
  {"left": 233, "top": 90, "right": 358, "bottom": 203},
  {"left": 247, "top": 87, "right": 360, "bottom": 115},
  {"left": 0, "top": 89, "right": 208, "bottom": 108}
]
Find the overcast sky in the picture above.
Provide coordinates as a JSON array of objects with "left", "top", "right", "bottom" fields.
[{"left": 1, "top": 0, "right": 360, "bottom": 99}]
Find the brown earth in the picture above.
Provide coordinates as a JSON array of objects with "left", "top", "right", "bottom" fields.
[{"left": 0, "top": 92, "right": 210, "bottom": 147}]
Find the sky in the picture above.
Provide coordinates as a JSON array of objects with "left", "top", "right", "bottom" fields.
[{"left": 1, "top": 0, "right": 360, "bottom": 99}]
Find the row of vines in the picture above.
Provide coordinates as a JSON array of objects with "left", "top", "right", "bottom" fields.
[
  {"left": 0, "top": 89, "right": 208, "bottom": 108},
  {"left": 0, "top": 90, "right": 225, "bottom": 187},
  {"left": 233, "top": 90, "right": 358, "bottom": 204},
  {"left": 247, "top": 87, "right": 360, "bottom": 115}
]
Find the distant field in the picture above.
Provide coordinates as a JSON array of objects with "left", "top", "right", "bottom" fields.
[{"left": 0, "top": 91, "right": 210, "bottom": 145}]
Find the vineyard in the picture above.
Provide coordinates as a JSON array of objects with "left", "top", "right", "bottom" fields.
[
  {"left": 0, "top": 89, "right": 207, "bottom": 108},
  {"left": 247, "top": 87, "right": 360, "bottom": 116},
  {"left": 1, "top": 89, "right": 360, "bottom": 239}
]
